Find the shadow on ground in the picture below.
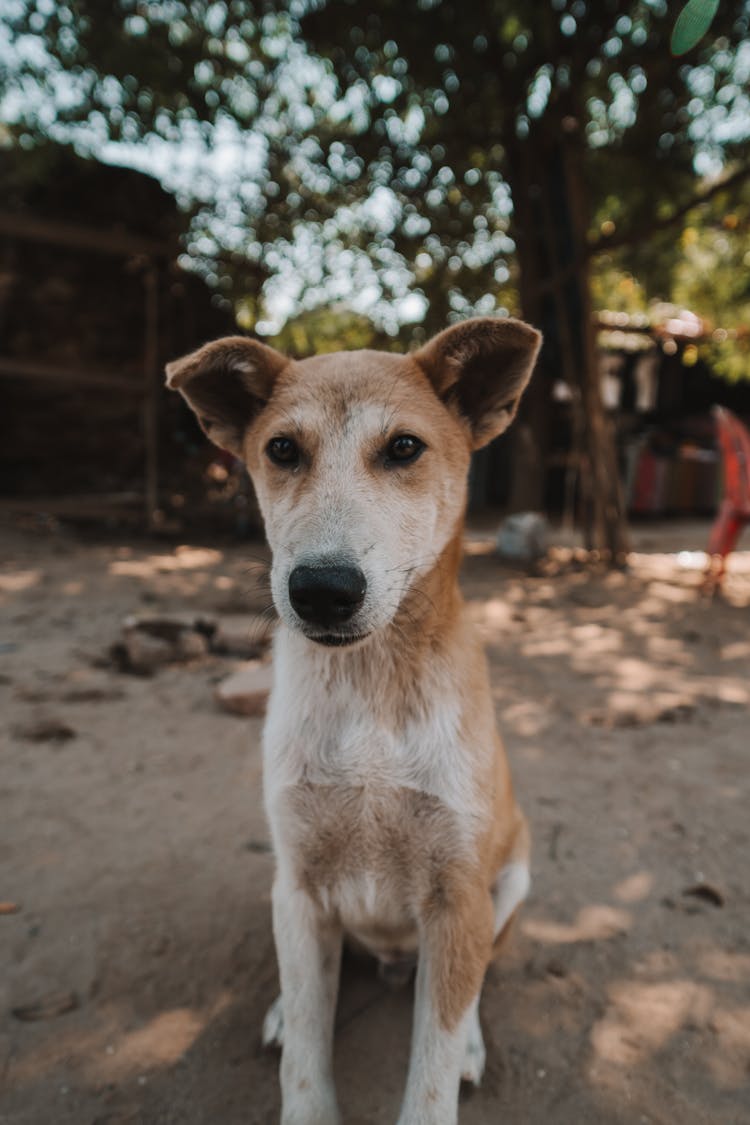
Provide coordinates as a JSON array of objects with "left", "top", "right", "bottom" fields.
[{"left": 1, "top": 523, "right": 748, "bottom": 1124}]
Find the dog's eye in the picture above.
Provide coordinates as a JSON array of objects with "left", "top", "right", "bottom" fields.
[
  {"left": 267, "top": 437, "right": 300, "bottom": 466},
  {"left": 385, "top": 435, "right": 425, "bottom": 465}
]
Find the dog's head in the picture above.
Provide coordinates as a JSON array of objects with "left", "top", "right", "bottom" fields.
[{"left": 166, "top": 317, "right": 540, "bottom": 647}]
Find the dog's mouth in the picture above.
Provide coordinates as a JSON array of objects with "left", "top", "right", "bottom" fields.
[{"left": 304, "top": 631, "right": 372, "bottom": 648}]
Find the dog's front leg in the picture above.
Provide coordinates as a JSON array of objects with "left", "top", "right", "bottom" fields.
[
  {"left": 397, "top": 890, "right": 494, "bottom": 1125},
  {"left": 273, "top": 879, "right": 342, "bottom": 1125}
]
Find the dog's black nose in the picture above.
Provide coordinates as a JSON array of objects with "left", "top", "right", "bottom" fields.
[{"left": 288, "top": 564, "right": 367, "bottom": 627}]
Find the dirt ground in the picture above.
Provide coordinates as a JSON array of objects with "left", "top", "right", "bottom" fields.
[{"left": 1, "top": 518, "right": 749, "bottom": 1125}]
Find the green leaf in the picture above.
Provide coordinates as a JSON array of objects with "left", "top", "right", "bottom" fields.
[{"left": 671, "top": 0, "right": 721, "bottom": 56}]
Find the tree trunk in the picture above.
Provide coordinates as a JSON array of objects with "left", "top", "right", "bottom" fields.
[
  {"left": 505, "top": 135, "right": 551, "bottom": 515},
  {"left": 504, "top": 123, "right": 630, "bottom": 560},
  {"left": 561, "top": 126, "right": 630, "bottom": 560}
]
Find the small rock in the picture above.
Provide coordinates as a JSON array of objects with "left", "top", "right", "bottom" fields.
[
  {"left": 0, "top": 902, "right": 20, "bottom": 915},
  {"left": 174, "top": 630, "right": 209, "bottom": 661},
  {"left": 111, "top": 614, "right": 216, "bottom": 674},
  {"left": 111, "top": 632, "right": 173, "bottom": 676},
  {"left": 496, "top": 512, "right": 549, "bottom": 564},
  {"left": 61, "top": 687, "right": 126, "bottom": 704},
  {"left": 12, "top": 990, "right": 79, "bottom": 1021},
  {"left": 14, "top": 686, "right": 52, "bottom": 703},
  {"left": 15, "top": 717, "right": 76, "bottom": 743},
  {"left": 546, "top": 958, "right": 568, "bottom": 978},
  {"left": 568, "top": 586, "right": 610, "bottom": 608},
  {"left": 682, "top": 882, "right": 725, "bottom": 908},
  {"left": 122, "top": 614, "right": 216, "bottom": 644},
  {"left": 582, "top": 692, "right": 695, "bottom": 729},
  {"left": 211, "top": 615, "right": 275, "bottom": 658},
  {"left": 216, "top": 661, "right": 274, "bottom": 717},
  {"left": 657, "top": 701, "right": 696, "bottom": 724},
  {"left": 91, "top": 1114, "right": 139, "bottom": 1125}
]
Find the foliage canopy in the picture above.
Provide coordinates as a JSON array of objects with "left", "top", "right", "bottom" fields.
[{"left": 2, "top": 1, "right": 750, "bottom": 366}]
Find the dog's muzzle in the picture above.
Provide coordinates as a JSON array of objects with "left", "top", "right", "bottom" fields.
[{"left": 288, "top": 562, "right": 367, "bottom": 636}]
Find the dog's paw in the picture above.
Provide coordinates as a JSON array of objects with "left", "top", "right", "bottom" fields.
[
  {"left": 377, "top": 956, "right": 416, "bottom": 990},
  {"left": 262, "top": 994, "right": 284, "bottom": 1049},
  {"left": 460, "top": 1022, "right": 486, "bottom": 1087}
]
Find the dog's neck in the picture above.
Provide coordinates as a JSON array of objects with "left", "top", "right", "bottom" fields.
[{"left": 395, "top": 526, "right": 464, "bottom": 645}]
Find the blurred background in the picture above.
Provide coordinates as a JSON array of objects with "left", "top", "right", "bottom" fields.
[
  {"left": 3, "top": 8, "right": 750, "bottom": 1124},
  {"left": 1, "top": 0, "right": 750, "bottom": 548}
]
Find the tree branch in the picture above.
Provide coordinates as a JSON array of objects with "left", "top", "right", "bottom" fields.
[{"left": 587, "top": 162, "right": 750, "bottom": 258}]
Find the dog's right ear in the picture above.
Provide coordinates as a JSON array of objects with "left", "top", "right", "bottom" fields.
[{"left": 165, "top": 336, "right": 289, "bottom": 457}]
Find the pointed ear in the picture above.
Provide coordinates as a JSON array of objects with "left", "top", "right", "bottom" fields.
[
  {"left": 414, "top": 317, "right": 542, "bottom": 449},
  {"left": 165, "top": 336, "right": 289, "bottom": 457}
]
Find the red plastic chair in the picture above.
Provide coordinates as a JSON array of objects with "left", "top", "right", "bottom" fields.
[{"left": 704, "top": 406, "right": 750, "bottom": 591}]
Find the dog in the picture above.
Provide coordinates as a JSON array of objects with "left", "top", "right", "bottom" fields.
[{"left": 166, "top": 315, "right": 541, "bottom": 1124}]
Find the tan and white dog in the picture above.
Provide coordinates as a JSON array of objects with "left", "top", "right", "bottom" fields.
[{"left": 166, "top": 315, "right": 541, "bottom": 1125}]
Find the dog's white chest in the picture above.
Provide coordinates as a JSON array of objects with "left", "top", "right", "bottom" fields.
[
  {"left": 262, "top": 629, "right": 485, "bottom": 946},
  {"left": 263, "top": 630, "right": 479, "bottom": 819}
]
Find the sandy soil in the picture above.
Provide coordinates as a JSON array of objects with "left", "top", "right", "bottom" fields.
[{"left": 1, "top": 519, "right": 749, "bottom": 1125}]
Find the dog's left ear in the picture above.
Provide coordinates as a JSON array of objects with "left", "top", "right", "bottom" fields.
[
  {"left": 414, "top": 317, "right": 542, "bottom": 449},
  {"left": 165, "top": 336, "right": 289, "bottom": 457}
]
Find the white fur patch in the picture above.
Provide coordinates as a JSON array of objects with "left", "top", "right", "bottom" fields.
[
  {"left": 262, "top": 994, "right": 284, "bottom": 1049},
  {"left": 264, "top": 627, "right": 486, "bottom": 826},
  {"left": 461, "top": 996, "right": 486, "bottom": 1086},
  {"left": 492, "top": 860, "right": 531, "bottom": 936}
]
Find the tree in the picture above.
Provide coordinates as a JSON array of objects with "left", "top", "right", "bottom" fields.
[
  {"left": 671, "top": 183, "right": 750, "bottom": 381},
  {"left": 3, "top": 1, "right": 750, "bottom": 555},
  {"left": 294, "top": 0, "right": 750, "bottom": 556}
]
